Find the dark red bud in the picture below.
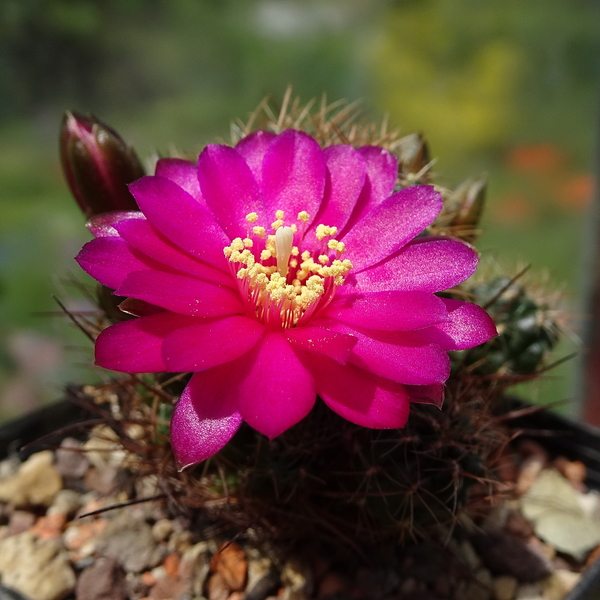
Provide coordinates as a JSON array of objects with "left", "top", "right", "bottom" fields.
[{"left": 60, "top": 111, "right": 144, "bottom": 217}]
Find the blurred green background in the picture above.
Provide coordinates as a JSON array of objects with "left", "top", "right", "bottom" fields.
[{"left": 0, "top": 0, "right": 598, "bottom": 419}]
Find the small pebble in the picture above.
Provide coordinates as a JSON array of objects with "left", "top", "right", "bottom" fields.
[
  {"left": 514, "top": 582, "right": 543, "bottom": 599},
  {"left": 163, "top": 553, "right": 179, "bottom": 578},
  {"left": 75, "top": 556, "right": 126, "bottom": 600},
  {"left": 7, "top": 511, "right": 35, "bottom": 537},
  {"left": 29, "top": 513, "right": 67, "bottom": 539},
  {"left": 48, "top": 489, "right": 82, "bottom": 517},
  {"left": 516, "top": 455, "right": 546, "bottom": 497},
  {"left": 493, "top": 575, "right": 518, "bottom": 600},
  {"left": 209, "top": 542, "right": 247, "bottom": 591},
  {"left": 0, "top": 451, "right": 62, "bottom": 507},
  {"left": 151, "top": 519, "right": 173, "bottom": 543},
  {"left": 505, "top": 511, "right": 535, "bottom": 539},
  {"left": 554, "top": 458, "right": 586, "bottom": 487},
  {"left": 542, "top": 569, "right": 581, "bottom": 600},
  {"left": 55, "top": 438, "right": 90, "bottom": 480},
  {"left": 167, "top": 530, "right": 193, "bottom": 554}
]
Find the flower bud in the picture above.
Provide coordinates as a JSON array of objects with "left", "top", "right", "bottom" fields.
[
  {"left": 397, "top": 133, "right": 431, "bottom": 181},
  {"left": 60, "top": 111, "right": 144, "bottom": 217},
  {"left": 448, "top": 175, "right": 487, "bottom": 242}
]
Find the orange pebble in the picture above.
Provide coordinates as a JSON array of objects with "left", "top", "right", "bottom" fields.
[
  {"left": 164, "top": 553, "right": 180, "bottom": 578},
  {"left": 29, "top": 513, "right": 68, "bottom": 539},
  {"left": 141, "top": 571, "right": 156, "bottom": 587}
]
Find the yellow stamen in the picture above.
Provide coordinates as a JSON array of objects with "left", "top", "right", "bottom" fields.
[{"left": 224, "top": 210, "right": 353, "bottom": 328}]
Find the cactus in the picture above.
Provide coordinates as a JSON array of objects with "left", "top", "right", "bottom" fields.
[{"left": 61, "top": 91, "right": 564, "bottom": 550}]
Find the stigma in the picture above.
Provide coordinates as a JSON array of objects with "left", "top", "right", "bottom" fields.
[
  {"left": 275, "top": 226, "right": 294, "bottom": 277},
  {"left": 223, "top": 210, "right": 352, "bottom": 329}
]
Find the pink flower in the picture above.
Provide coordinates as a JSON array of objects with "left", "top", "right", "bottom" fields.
[{"left": 76, "top": 130, "right": 496, "bottom": 469}]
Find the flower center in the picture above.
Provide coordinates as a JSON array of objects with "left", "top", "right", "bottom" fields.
[{"left": 223, "top": 210, "right": 353, "bottom": 329}]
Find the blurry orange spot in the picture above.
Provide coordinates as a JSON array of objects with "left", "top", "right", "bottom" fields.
[
  {"left": 141, "top": 571, "right": 156, "bottom": 586},
  {"left": 558, "top": 174, "right": 595, "bottom": 211},
  {"left": 29, "top": 513, "right": 67, "bottom": 539},
  {"left": 507, "top": 144, "right": 565, "bottom": 174},
  {"left": 164, "top": 553, "right": 180, "bottom": 578},
  {"left": 491, "top": 194, "right": 536, "bottom": 224}
]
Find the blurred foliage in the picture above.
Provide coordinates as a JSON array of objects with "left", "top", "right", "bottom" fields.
[
  {"left": 0, "top": 0, "right": 597, "bottom": 416},
  {"left": 373, "top": 0, "right": 600, "bottom": 169}
]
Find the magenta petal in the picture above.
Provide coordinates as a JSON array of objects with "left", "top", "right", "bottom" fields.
[
  {"left": 171, "top": 371, "right": 242, "bottom": 470},
  {"left": 342, "top": 185, "right": 443, "bottom": 272},
  {"left": 324, "top": 291, "right": 449, "bottom": 331},
  {"left": 310, "top": 145, "right": 366, "bottom": 231},
  {"left": 116, "top": 270, "right": 243, "bottom": 317},
  {"left": 95, "top": 312, "right": 197, "bottom": 372},
  {"left": 235, "top": 131, "right": 277, "bottom": 184},
  {"left": 155, "top": 158, "right": 202, "bottom": 200},
  {"left": 357, "top": 146, "right": 398, "bottom": 207},
  {"left": 284, "top": 326, "right": 357, "bottom": 363},
  {"left": 87, "top": 211, "right": 145, "bottom": 238},
  {"left": 237, "top": 332, "right": 316, "bottom": 438},
  {"left": 129, "top": 176, "right": 229, "bottom": 266},
  {"left": 354, "top": 238, "right": 479, "bottom": 293},
  {"left": 340, "top": 146, "right": 398, "bottom": 235},
  {"left": 114, "top": 219, "right": 233, "bottom": 288},
  {"left": 303, "top": 353, "right": 410, "bottom": 428},
  {"left": 76, "top": 237, "right": 149, "bottom": 289},
  {"left": 419, "top": 298, "right": 497, "bottom": 350},
  {"left": 198, "top": 144, "right": 264, "bottom": 239},
  {"left": 327, "top": 322, "right": 450, "bottom": 385},
  {"left": 162, "top": 316, "right": 264, "bottom": 371},
  {"left": 261, "top": 130, "right": 326, "bottom": 227},
  {"left": 405, "top": 384, "right": 445, "bottom": 408}
]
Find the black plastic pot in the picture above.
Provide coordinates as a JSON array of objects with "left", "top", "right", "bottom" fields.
[{"left": 2, "top": 394, "right": 600, "bottom": 600}]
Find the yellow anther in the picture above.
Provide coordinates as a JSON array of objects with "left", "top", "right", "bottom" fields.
[
  {"left": 225, "top": 211, "right": 353, "bottom": 328},
  {"left": 327, "top": 239, "right": 346, "bottom": 254},
  {"left": 316, "top": 224, "right": 338, "bottom": 240},
  {"left": 230, "top": 238, "right": 245, "bottom": 251}
]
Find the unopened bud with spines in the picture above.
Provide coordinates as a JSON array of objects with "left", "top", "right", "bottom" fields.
[{"left": 60, "top": 111, "right": 144, "bottom": 217}]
